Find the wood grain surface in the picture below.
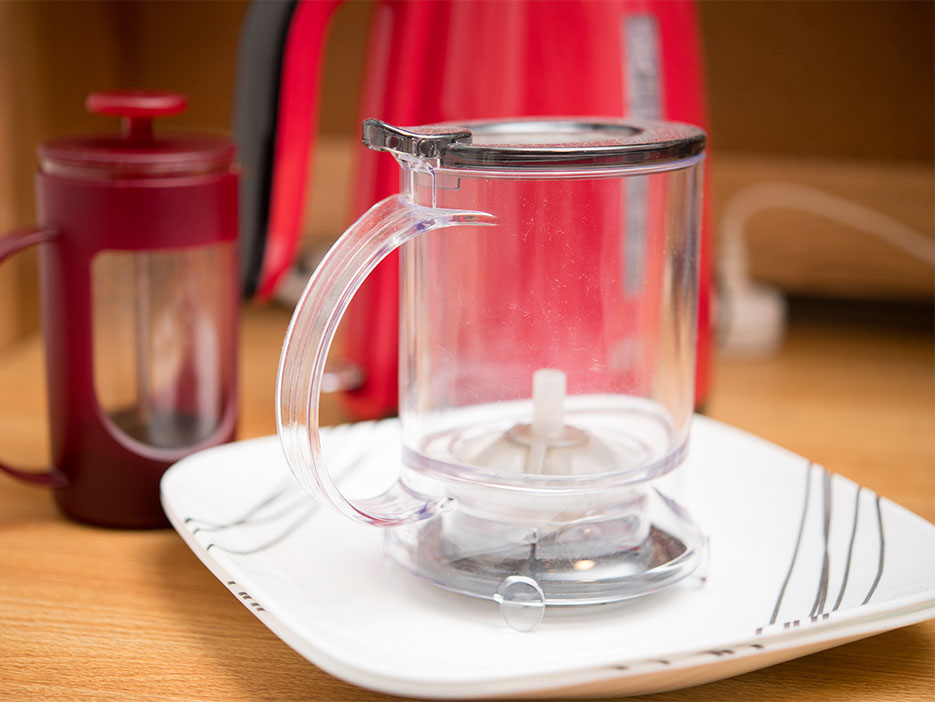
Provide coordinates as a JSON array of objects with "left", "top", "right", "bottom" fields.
[{"left": 0, "top": 304, "right": 932, "bottom": 701}]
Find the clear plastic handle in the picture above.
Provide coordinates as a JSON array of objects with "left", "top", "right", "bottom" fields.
[{"left": 276, "top": 194, "right": 495, "bottom": 526}]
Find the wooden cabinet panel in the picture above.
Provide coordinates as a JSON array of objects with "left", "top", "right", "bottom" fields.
[
  {"left": 699, "top": 1, "right": 934, "bottom": 163},
  {"left": 712, "top": 155, "right": 934, "bottom": 299},
  {"left": 0, "top": 1, "right": 125, "bottom": 345}
]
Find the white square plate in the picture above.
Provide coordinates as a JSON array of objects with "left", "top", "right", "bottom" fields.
[{"left": 161, "top": 416, "right": 935, "bottom": 698}]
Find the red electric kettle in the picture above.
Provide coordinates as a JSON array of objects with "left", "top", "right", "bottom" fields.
[{"left": 234, "top": 0, "right": 712, "bottom": 418}]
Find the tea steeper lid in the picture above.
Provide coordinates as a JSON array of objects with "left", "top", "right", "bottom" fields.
[
  {"left": 39, "top": 91, "right": 235, "bottom": 179},
  {"left": 363, "top": 117, "right": 705, "bottom": 171}
]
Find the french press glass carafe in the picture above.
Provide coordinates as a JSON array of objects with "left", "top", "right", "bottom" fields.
[{"left": 278, "top": 118, "right": 706, "bottom": 626}]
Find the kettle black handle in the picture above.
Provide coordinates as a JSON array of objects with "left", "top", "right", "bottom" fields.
[{"left": 233, "top": 0, "right": 343, "bottom": 300}]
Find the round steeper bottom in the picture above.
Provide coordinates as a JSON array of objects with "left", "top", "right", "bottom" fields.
[{"left": 383, "top": 488, "right": 706, "bottom": 629}]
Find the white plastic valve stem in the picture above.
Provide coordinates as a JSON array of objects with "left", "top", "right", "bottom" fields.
[{"left": 532, "top": 368, "right": 566, "bottom": 439}]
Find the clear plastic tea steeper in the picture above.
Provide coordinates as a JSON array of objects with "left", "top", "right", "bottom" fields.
[{"left": 278, "top": 118, "right": 707, "bottom": 629}]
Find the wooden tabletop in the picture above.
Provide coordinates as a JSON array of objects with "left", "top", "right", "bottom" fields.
[{"left": 1, "top": 303, "right": 932, "bottom": 701}]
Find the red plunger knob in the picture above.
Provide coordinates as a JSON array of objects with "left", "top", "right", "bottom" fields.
[{"left": 85, "top": 91, "right": 188, "bottom": 142}]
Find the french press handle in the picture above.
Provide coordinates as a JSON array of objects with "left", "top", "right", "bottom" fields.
[
  {"left": 276, "top": 191, "right": 494, "bottom": 526},
  {"left": 0, "top": 227, "right": 67, "bottom": 488}
]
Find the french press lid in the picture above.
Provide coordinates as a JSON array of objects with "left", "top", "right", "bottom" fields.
[
  {"left": 362, "top": 117, "right": 705, "bottom": 171},
  {"left": 39, "top": 91, "right": 236, "bottom": 179}
]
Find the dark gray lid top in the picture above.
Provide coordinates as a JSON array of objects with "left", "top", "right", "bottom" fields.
[{"left": 362, "top": 117, "right": 705, "bottom": 171}]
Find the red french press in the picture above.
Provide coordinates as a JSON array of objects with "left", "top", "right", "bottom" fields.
[{"left": 0, "top": 91, "right": 239, "bottom": 528}]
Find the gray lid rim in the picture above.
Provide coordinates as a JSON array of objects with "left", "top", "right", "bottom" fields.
[{"left": 363, "top": 117, "right": 706, "bottom": 170}]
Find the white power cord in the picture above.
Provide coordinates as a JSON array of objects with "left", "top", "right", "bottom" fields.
[{"left": 718, "top": 182, "right": 935, "bottom": 357}]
